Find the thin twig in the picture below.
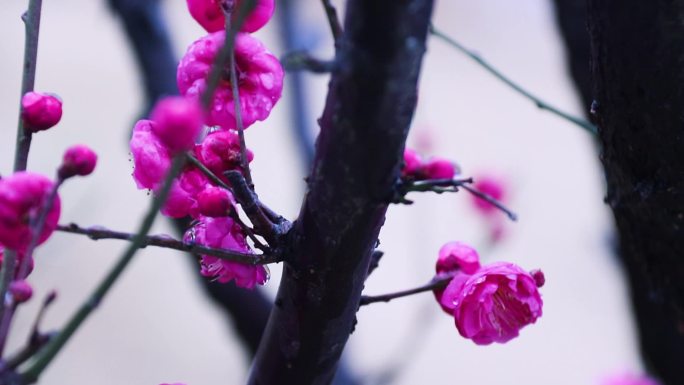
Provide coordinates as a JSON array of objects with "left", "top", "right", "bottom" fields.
[
  {"left": 55, "top": 223, "right": 279, "bottom": 265},
  {"left": 281, "top": 51, "right": 336, "bottom": 73},
  {"left": 0, "top": 250, "right": 17, "bottom": 334},
  {"left": 13, "top": 0, "right": 44, "bottom": 172},
  {"left": 20, "top": 155, "right": 186, "bottom": 383},
  {"left": 359, "top": 276, "right": 452, "bottom": 306},
  {"left": 460, "top": 184, "right": 518, "bottom": 221},
  {"left": 429, "top": 24, "right": 597, "bottom": 135},
  {"left": 320, "top": 0, "right": 343, "bottom": 42}
]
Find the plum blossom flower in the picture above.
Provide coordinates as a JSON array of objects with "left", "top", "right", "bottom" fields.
[
  {"left": 130, "top": 120, "right": 172, "bottom": 191},
  {"left": 59, "top": 145, "right": 98, "bottom": 179},
  {"left": 601, "top": 373, "right": 661, "bottom": 385},
  {"left": 161, "top": 169, "right": 210, "bottom": 219},
  {"left": 9, "top": 280, "right": 32, "bottom": 303},
  {"left": 450, "top": 262, "right": 543, "bottom": 345},
  {"left": 150, "top": 96, "right": 204, "bottom": 153},
  {"left": 194, "top": 130, "right": 253, "bottom": 180},
  {"left": 423, "top": 157, "right": 458, "bottom": 180},
  {"left": 0, "top": 172, "right": 61, "bottom": 251},
  {"left": 177, "top": 31, "right": 283, "bottom": 130},
  {"left": 186, "top": 0, "right": 275, "bottom": 33},
  {"left": 185, "top": 216, "right": 267, "bottom": 288},
  {"left": 21, "top": 92, "right": 62, "bottom": 132},
  {"left": 402, "top": 148, "right": 422, "bottom": 178}
]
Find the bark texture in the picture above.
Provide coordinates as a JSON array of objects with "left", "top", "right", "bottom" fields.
[
  {"left": 247, "top": 0, "right": 434, "bottom": 383},
  {"left": 587, "top": 2, "right": 684, "bottom": 383}
]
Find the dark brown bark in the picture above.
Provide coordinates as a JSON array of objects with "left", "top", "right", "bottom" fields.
[
  {"left": 247, "top": 0, "right": 434, "bottom": 383},
  {"left": 587, "top": 2, "right": 684, "bottom": 383}
]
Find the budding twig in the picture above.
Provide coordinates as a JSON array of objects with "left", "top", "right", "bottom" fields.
[
  {"left": 281, "top": 51, "right": 336, "bottom": 74},
  {"left": 359, "top": 275, "right": 453, "bottom": 306},
  {"left": 13, "top": 0, "right": 44, "bottom": 172},
  {"left": 20, "top": 155, "right": 186, "bottom": 383},
  {"left": 429, "top": 24, "right": 597, "bottom": 135}
]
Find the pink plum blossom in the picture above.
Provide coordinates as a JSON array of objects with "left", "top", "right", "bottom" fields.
[
  {"left": 451, "top": 262, "right": 543, "bottom": 345},
  {"left": 601, "top": 373, "right": 661, "bottom": 385},
  {"left": 197, "top": 186, "right": 235, "bottom": 217},
  {"left": 21, "top": 92, "right": 62, "bottom": 132},
  {"left": 186, "top": 0, "right": 275, "bottom": 33},
  {"left": 161, "top": 169, "right": 210, "bottom": 219},
  {"left": 471, "top": 175, "right": 506, "bottom": 216},
  {"left": 150, "top": 96, "right": 204, "bottom": 153},
  {"left": 177, "top": 31, "right": 283, "bottom": 130},
  {"left": 9, "top": 280, "right": 32, "bottom": 303},
  {"left": 423, "top": 157, "right": 458, "bottom": 180},
  {"left": 0, "top": 172, "right": 61, "bottom": 252},
  {"left": 195, "top": 130, "right": 253, "bottom": 180},
  {"left": 402, "top": 148, "right": 422, "bottom": 178},
  {"left": 130, "top": 120, "right": 172, "bottom": 191},
  {"left": 59, "top": 145, "right": 98, "bottom": 179},
  {"left": 185, "top": 216, "right": 267, "bottom": 288}
]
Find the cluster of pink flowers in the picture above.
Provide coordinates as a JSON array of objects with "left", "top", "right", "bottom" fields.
[
  {"left": 433, "top": 241, "right": 544, "bottom": 345},
  {"left": 402, "top": 148, "right": 459, "bottom": 180},
  {"left": 129, "top": 0, "right": 282, "bottom": 288}
]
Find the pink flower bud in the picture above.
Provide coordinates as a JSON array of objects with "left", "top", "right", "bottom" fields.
[
  {"left": 198, "top": 186, "right": 234, "bottom": 217},
  {"left": 59, "top": 145, "right": 98, "bottom": 179},
  {"left": 402, "top": 148, "right": 422, "bottom": 178},
  {"left": 185, "top": 216, "right": 268, "bottom": 288},
  {"left": 451, "top": 262, "right": 543, "bottom": 345},
  {"left": 0, "top": 172, "right": 61, "bottom": 251},
  {"left": 187, "top": 0, "right": 275, "bottom": 33},
  {"left": 9, "top": 280, "right": 32, "bottom": 303},
  {"left": 150, "top": 97, "right": 204, "bottom": 153},
  {"left": 21, "top": 92, "right": 63, "bottom": 132},
  {"left": 436, "top": 242, "right": 481, "bottom": 275},
  {"left": 130, "top": 120, "right": 172, "bottom": 191},
  {"left": 530, "top": 269, "right": 545, "bottom": 287},
  {"left": 161, "top": 169, "right": 210, "bottom": 219},
  {"left": 177, "top": 32, "right": 283, "bottom": 130},
  {"left": 471, "top": 175, "right": 506, "bottom": 216},
  {"left": 423, "top": 157, "right": 458, "bottom": 180}
]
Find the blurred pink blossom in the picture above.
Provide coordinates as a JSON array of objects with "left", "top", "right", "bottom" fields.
[
  {"left": 150, "top": 96, "right": 204, "bottom": 153},
  {"left": 187, "top": 0, "right": 274, "bottom": 33},
  {"left": 601, "top": 373, "right": 661, "bottom": 385}
]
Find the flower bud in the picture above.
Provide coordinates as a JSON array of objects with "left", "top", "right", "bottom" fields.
[
  {"left": 59, "top": 145, "right": 98, "bottom": 179},
  {"left": 402, "top": 148, "right": 422, "bottom": 178},
  {"left": 150, "top": 97, "right": 204, "bottom": 153},
  {"left": 423, "top": 157, "right": 458, "bottom": 180},
  {"left": 9, "top": 280, "right": 33, "bottom": 303},
  {"left": 21, "top": 92, "right": 63, "bottom": 132},
  {"left": 197, "top": 186, "right": 234, "bottom": 217}
]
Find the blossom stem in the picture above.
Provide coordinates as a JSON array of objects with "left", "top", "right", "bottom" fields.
[
  {"left": 0, "top": 250, "right": 17, "bottom": 340},
  {"left": 460, "top": 184, "right": 518, "bottom": 221},
  {"left": 20, "top": 155, "right": 186, "bottom": 383},
  {"left": 54, "top": 223, "right": 279, "bottom": 265},
  {"left": 429, "top": 24, "right": 597, "bottom": 135},
  {"left": 320, "top": 0, "right": 343, "bottom": 42},
  {"left": 281, "top": 51, "right": 336, "bottom": 74},
  {"left": 13, "top": 0, "right": 43, "bottom": 172},
  {"left": 359, "top": 276, "right": 453, "bottom": 306}
]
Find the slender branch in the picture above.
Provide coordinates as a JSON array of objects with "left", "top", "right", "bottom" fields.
[
  {"left": 320, "top": 0, "right": 343, "bottom": 42},
  {"left": 461, "top": 184, "right": 518, "bottom": 221},
  {"left": 20, "top": 155, "right": 186, "bottom": 383},
  {"left": 13, "top": 0, "right": 44, "bottom": 172},
  {"left": 0, "top": 250, "right": 17, "bottom": 334},
  {"left": 55, "top": 223, "right": 279, "bottom": 265},
  {"left": 359, "top": 276, "right": 452, "bottom": 306},
  {"left": 228, "top": 31, "right": 254, "bottom": 188},
  {"left": 401, "top": 177, "right": 472, "bottom": 193},
  {"left": 281, "top": 51, "right": 336, "bottom": 74},
  {"left": 429, "top": 24, "right": 597, "bottom": 135}
]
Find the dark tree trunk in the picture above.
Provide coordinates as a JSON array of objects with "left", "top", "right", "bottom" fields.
[
  {"left": 247, "top": 0, "right": 434, "bottom": 384},
  {"left": 586, "top": 2, "right": 684, "bottom": 383}
]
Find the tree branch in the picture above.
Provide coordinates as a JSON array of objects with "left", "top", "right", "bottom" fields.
[
  {"left": 13, "top": 0, "right": 43, "bottom": 172},
  {"left": 359, "top": 276, "right": 451, "bottom": 306},
  {"left": 247, "top": 1, "right": 435, "bottom": 383},
  {"left": 320, "top": 0, "right": 343, "bottom": 42},
  {"left": 429, "top": 24, "right": 597, "bottom": 135}
]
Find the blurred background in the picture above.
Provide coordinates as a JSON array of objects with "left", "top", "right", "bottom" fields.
[{"left": 0, "top": 0, "right": 643, "bottom": 384}]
